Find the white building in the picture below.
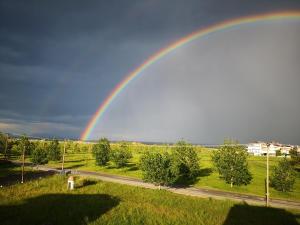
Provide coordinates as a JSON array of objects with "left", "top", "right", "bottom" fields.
[
  {"left": 268, "top": 143, "right": 281, "bottom": 156},
  {"left": 280, "top": 145, "right": 294, "bottom": 155},
  {"left": 247, "top": 142, "right": 285, "bottom": 156},
  {"left": 247, "top": 142, "right": 268, "bottom": 156}
]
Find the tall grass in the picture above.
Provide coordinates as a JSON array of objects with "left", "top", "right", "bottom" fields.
[{"left": 0, "top": 175, "right": 299, "bottom": 225}]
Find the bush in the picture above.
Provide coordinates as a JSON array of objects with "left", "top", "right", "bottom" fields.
[
  {"left": 31, "top": 145, "right": 48, "bottom": 165},
  {"left": 171, "top": 141, "right": 200, "bottom": 182},
  {"left": 290, "top": 147, "right": 300, "bottom": 166},
  {"left": 271, "top": 157, "right": 296, "bottom": 192},
  {"left": 111, "top": 142, "right": 132, "bottom": 167},
  {"left": 11, "top": 135, "right": 33, "bottom": 157},
  {"left": 275, "top": 150, "right": 281, "bottom": 157},
  {"left": 212, "top": 142, "right": 252, "bottom": 187},
  {"left": 140, "top": 152, "right": 176, "bottom": 186},
  {"left": 47, "top": 139, "right": 61, "bottom": 161},
  {"left": 92, "top": 138, "right": 111, "bottom": 166}
]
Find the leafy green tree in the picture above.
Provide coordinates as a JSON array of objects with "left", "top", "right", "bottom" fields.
[
  {"left": 212, "top": 143, "right": 252, "bottom": 187},
  {"left": 111, "top": 142, "right": 132, "bottom": 167},
  {"left": 47, "top": 139, "right": 61, "bottom": 161},
  {"left": 275, "top": 150, "right": 281, "bottom": 157},
  {"left": 140, "top": 152, "right": 176, "bottom": 187},
  {"left": 171, "top": 140, "right": 200, "bottom": 182},
  {"left": 290, "top": 147, "right": 300, "bottom": 166},
  {"left": 12, "top": 135, "right": 33, "bottom": 157},
  {"left": 0, "top": 133, "right": 9, "bottom": 159},
  {"left": 92, "top": 138, "right": 111, "bottom": 166},
  {"left": 270, "top": 157, "right": 296, "bottom": 192},
  {"left": 31, "top": 145, "right": 48, "bottom": 165}
]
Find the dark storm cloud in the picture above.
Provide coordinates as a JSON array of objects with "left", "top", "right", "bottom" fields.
[{"left": 0, "top": 0, "right": 299, "bottom": 140}]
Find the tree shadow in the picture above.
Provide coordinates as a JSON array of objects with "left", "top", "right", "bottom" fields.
[
  {"left": 64, "top": 159, "right": 85, "bottom": 163},
  {"left": 64, "top": 164, "right": 85, "bottom": 170},
  {"left": 198, "top": 168, "right": 213, "bottom": 177},
  {"left": 124, "top": 163, "right": 139, "bottom": 171},
  {"left": 0, "top": 161, "right": 55, "bottom": 186},
  {"left": 172, "top": 168, "right": 212, "bottom": 187},
  {"left": 76, "top": 179, "right": 98, "bottom": 188},
  {"left": 106, "top": 163, "right": 139, "bottom": 171},
  {"left": 0, "top": 194, "right": 120, "bottom": 225},
  {"left": 223, "top": 203, "right": 300, "bottom": 225},
  {"left": 173, "top": 176, "right": 200, "bottom": 187}
]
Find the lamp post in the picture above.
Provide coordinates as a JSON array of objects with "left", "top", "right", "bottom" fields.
[
  {"left": 266, "top": 143, "right": 270, "bottom": 207},
  {"left": 61, "top": 139, "right": 66, "bottom": 171},
  {"left": 21, "top": 145, "right": 25, "bottom": 183}
]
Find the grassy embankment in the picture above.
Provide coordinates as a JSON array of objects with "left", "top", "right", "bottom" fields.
[
  {"left": 8, "top": 143, "right": 300, "bottom": 201},
  {"left": 39, "top": 144, "right": 300, "bottom": 201},
  {"left": 0, "top": 170, "right": 299, "bottom": 225}
]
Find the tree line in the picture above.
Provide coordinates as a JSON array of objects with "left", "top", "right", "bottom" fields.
[{"left": 0, "top": 132, "right": 299, "bottom": 192}]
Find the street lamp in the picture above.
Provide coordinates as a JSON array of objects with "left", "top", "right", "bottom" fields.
[{"left": 266, "top": 143, "right": 270, "bottom": 207}]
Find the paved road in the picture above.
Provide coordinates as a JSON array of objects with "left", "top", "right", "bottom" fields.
[{"left": 26, "top": 164, "right": 300, "bottom": 210}]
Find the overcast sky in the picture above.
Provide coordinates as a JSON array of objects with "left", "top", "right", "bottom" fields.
[{"left": 0, "top": 1, "right": 300, "bottom": 144}]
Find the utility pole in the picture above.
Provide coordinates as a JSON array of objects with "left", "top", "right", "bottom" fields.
[
  {"left": 21, "top": 145, "right": 25, "bottom": 183},
  {"left": 61, "top": 139, "right": 66, "bottom": 171},
  {"left": 4, "top": 134, "right": 8, "bottom": 160},
  {"left": 266, "top": 143, "right": 270, "bottom": 207}
]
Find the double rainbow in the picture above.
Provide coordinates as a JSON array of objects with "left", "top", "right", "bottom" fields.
[{"left": 80, "top": 11, "right": 300, "bottom": 141}]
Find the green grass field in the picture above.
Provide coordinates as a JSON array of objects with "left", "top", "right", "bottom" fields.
[
  {"left": 0, "top": 172, "right": 299, "bottom": 225},
  {"left": 39, "top": 145, "right": 300, "bottom": 201}
]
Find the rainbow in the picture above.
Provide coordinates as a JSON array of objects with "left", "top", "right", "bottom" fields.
[{"left": 80, "top": 10, "right": 300, "bottom": 141}]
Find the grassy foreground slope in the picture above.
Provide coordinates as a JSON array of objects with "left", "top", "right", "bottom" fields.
[
  {"left": 44, "top": 146, "right": 300, "bottom": 201},
  {"left": 0, "top": 175, "right": 299, "bottom": 225}
]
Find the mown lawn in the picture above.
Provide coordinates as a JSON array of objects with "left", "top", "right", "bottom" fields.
[
  {"left": 41, "top": 146, "right": 300, "bottom": 201},
  {"left": 0, "top": 173, "right": 299, "bottom": 225}
]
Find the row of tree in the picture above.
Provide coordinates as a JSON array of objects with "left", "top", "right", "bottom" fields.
[
  {"left": 92, "top": 138, "right": 133, "bottom": 168},
  {"left": 0, "top": 134, "right": 61, "bottom": 164},
  {"left": 0, "top": 133, "right": 298, "bottom": 192},
  {"left": 91, "top": 138, "right": 297, "bottom": 192}
]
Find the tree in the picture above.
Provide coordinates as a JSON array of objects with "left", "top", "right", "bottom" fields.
[
  {"left": 110, "top": 142, "right": 132, "bottom": 167},
  {"left": 171, "top": 140, "right": 200, "bottom": 182},
  {"left": 12, "top": 135, "right": 32, "bottom": 156},
  {"left": 0, "top": 133, "right": 9, "bottom": 159},
  {"left": 140, "top": 152, "right": 176, "bottom": 187},
  {"left": 31, "top": 145, "right": 48, "bottom": 165},
  {"left": 92, "top": 138, "right": 111, "bottom": 166},
  {"left": 270, "top": 157, "right": 296, "bottom": 192},
  {"left": 47, "top": 139, "right": 61, "bottom": 161},
  {"left": 275, "top": 150, "right": 281, "bottom": 157},
  {"left": 290, "top": 147, "right": 300, "bottom": 166},
  {"left": 212, "top": 143, "right": 252, "bottom": 187}
]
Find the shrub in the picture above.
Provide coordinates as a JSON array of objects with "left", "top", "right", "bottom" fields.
[
  {"left": 275, "top": 150, "right": 281, "bottom": 157},
  {"left": 31, "top": 145, "right": 48, "bottom": 165},
  {"left": 92, "top": 138, "right": 111, "bottom": 166},
  {"left": 212, "top": 142, "right": 252, "bottom": 187},
  {"left": 171, "top": 141, "right": 200, "bottom": 182},
  {"left": 140, "top": 152, "right": 176, "bottom": 186},
  {"left": 47, "top": 139, "right": 61, "bottom": 161},
  {"left": 290, "top": 147, "right": 300, "bottom": 166},
  {"left": 271, "top": 157, "right": 296, "bottom": 192},
  {"left": 111, "top": 142, "right": 132, "bottom": 167}
]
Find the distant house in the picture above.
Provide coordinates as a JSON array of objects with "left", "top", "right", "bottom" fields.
[
  {"left": 247, "top": 142, "right": 293, "bottom": 156},
  {"left": 280, "top": 145, "right": 294, "bottom": 155},
  {"left": 268, "top": 143, "right": 281, "bottom": 156},
  {"left": 247, "top": 142, "right": 268, "bottom": 156}
]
